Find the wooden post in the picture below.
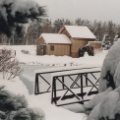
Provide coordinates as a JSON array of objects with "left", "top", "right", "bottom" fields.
[
  {"left": 53, "top": 77, "right": 57, "bottom": 104},
  {"left": 34, "top": 74, "right": 39, "bottom": 94},
  {"left": 62, "top": 76, "right": 65, "bottom": 89},
  {"left": 85, "top": 74, "right": 88, "bottom": 86},
  {"left": 51, "top": 76, "right": 54, "bottom": 104},
  {"left": 80, "top": 74, "right": 84, "bottom": 104}
]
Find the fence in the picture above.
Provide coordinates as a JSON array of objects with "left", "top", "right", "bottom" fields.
[
  {"left": 34, "top": 65, "right": 101, "bottom": 94},
  {"left": 51, "top": 68, "right": 101, "bottom": 106}
]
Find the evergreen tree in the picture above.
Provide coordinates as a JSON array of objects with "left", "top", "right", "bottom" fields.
[
  {"left": 102, "top": 34, "right": 111, "bottom": 50},
  {"left": 0, "top": 86, "right": 45, "bottom": 120},
  {"left": 54, "top": 19, "right": 64, "bottom": 32},
  {"left": 75, "top": 18, "right": 82, "bottom": 25},
  {"left": 113, "top": 33, "right": 120, "bottom": 44},
  {"left": 0, "top": 0, "right": 46, "bottom": 44}
]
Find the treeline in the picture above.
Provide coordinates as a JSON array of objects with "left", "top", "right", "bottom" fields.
[{"left": 1, "top": 18, "right": 120, "bottom": 45}]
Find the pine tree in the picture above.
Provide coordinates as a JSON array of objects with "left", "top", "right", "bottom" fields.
[
  {"left": 0, "top": 86, "right": 45, "bottom": 120},
  {"left": 102, "top": 34, "right": 111, "bottom": 50},
  {"left": 0, "top": 0, "right": 46, "bottom": 44},
  {"left": 113, "top": 34, "right": 120, "bottom": 44}
]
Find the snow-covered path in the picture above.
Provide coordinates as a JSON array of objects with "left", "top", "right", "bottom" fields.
[
  {"left": 27, "top": 94, "right": 88, "bottom": 120},
  {"left": 20, "top": 65, "right": 54, "bottom": 94}
]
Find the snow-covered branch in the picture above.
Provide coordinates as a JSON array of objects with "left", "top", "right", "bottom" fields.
[{"left": 0, "top": 48, "right": 23, "bottom": 80}]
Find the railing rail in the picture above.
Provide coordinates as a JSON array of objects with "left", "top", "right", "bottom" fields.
[
  {"left": 51, "top": 68, "right": 101, "bottom": 106},
  {"left": 34, "top": 65, "right": 101, "bottom": 94}
]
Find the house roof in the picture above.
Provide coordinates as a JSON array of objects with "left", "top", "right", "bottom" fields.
[
  {"left": 39, "top": 33, "right": 71, "bottom": 44},
  {"left": 60, "top": 25, "right": 96, "bottom": 39}
]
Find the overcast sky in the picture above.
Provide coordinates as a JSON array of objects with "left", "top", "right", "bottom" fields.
[{"left": 34, "top": 0, "right": 120, "bottom": 23}]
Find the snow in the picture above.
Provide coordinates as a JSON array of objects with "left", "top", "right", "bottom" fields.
[
  {"left": 88, "top": 90, "right": 120, "bottom": 120},
  {"left": 99, "top": 40, "right": 120, "bottom": 92},
  {"left": 100, "top": 91, "right": 119, "bottom": 119},
  {"left": 63, "top": 25, "right": 96, "bottom": 39},
  {"left": 0, "top": 76, "right": 29, "bottom": 96},
  {"left": 0, "top": 45, "right": 108, "bottom": 120},
  {"left": 51, "top": 67, "right": 101, "bottom": 77},
  {"left": 39, "top": 33, "right": 71, "bottom": 44},
  {"left": 27, "top": 95, "right": 87, "bottom": 120},
  {"left": 86, "top": 88, "right": 120, "bottom": 120},
  {"left": 0, "top": 77, "right": 88, "bottom": 120},
  {"left": 0, "top": 45, "right": 107, "bottom": 66},
  {"left": 35, "top": 65, "right": 101, "bottom": 74},
  {"left": 84, "top": 87, "right": 112, "bottom": 109},
  {"left": 86, "top": 40, "right": 120, "bottom": 119}
]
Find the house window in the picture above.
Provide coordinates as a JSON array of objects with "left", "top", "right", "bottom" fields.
[{"left": 50, "top": 45, "right": 54, "bottom": 51}]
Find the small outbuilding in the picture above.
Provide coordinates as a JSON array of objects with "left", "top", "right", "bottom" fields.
[
  {"left": 36, "top": 33, "right": 71, "bottom": 56},
  {"left": 59, "top": 25, "right": 96, "bottom": 57},
  {"left": 88, "top": 41, "right": 102, "bottom": 53}
]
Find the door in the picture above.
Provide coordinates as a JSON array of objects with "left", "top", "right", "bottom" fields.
[{"left": 40, "top": 44, "right": 46, "bottom": 55}]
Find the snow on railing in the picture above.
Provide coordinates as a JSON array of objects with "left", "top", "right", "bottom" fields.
[
  {"left": 51, "top": 67, "right": 101, "bottom": 77},
  {"left": 35, "top": 64, "right": 101, "bottom": 74}
]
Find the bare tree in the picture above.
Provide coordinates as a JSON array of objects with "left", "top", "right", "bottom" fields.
[{"left": 0, "top": 48, "right": 22, "bottom": 80}]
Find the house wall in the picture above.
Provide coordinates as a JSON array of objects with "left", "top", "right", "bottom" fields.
[
  {"left": 60, "top": 28, "right": 71, "bottom": 38},
  {"left": 71, "top": 38, "right": 89, "bottom": 57},
  {"left": 36, "top": 37, "right": 46, "bottom": 55},
  {"left": 88, "top": 41, "right": 102, "bottom": 53},
  {"left": 47, "top": 43, "right": 71, "bottom": 56},
  {"left": 60, "top": 27, "right": 95, "bottom": 57},
  {"left": 36, "top": 37, "right": 71, "bottom": 56},
  {"left": 36, "top": 37, "right": 45, "bottom": 45}
]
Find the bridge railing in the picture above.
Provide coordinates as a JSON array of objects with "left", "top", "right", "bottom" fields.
[
  {"left": 51, "top": 68, "right": 101, "bottom": 106},
  {"left": 34, "top": 65, "right": 101, "bottom": 95}
]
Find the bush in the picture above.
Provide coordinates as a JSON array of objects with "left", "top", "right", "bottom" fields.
[
  {"left": 21, "top": 50, "right": 29, "bottom": 54},
  {"left": 0, "top": 48, "right": 23, "bottom": 80},
  {"left": 0, "top": 86, "right": 45, "bottom": 120}
]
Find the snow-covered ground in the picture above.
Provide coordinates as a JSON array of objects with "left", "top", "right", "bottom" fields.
[
  {"left": 0, "top": 45, "right": 108, "bottom": 120},
  {"left": 0, "top": 45, "right": 107, "bottom": 66}
]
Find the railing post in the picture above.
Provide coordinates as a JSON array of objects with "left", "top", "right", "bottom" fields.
[
  {"left": 53, "top": 77, "right": 57, "bottom": 105},
  {"left": 34, "top": 74, "right": 39, "bottom": 94},
  {"left": 51, "top": 76, "right": 54, "bottom": 104},
  {"left": 62, "top": 76, "right": 65, "bottom": 89},
  {"left": 80, "top": 74, "right": 84, "bottom": 104},
  {"left": 85, "top": 73, "right": 88, "bottom": 86}
]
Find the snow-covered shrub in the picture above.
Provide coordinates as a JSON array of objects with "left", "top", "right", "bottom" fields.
[
  {"left": 99, "top": 39, "right": 120, "bottom": 92},
  {"left": 84, "top": 87, "right": 112, "bottom": 110},
  {"left": 102, "top": 34, "right": 111, "bottom": 50},
  {"left": 87, "top": 90, "right": 120, "bottom": 120},
  {"left": 0, "top": 85, "right": 45, "bottom": 120},
  {"left": 113, "top": 34, "right": 119, "bottom": 44},
  {"left": 21, "top": 50, "right": 29, "bottom": 54},
  {"left": 11, "top": 108, "right": 45, "bottom": 120},
  {"left": 87, "top": 39, "right": 120, "bottom": 120},
  {"left": 0, "top": 48, "right": 23, "bottom": 80}
]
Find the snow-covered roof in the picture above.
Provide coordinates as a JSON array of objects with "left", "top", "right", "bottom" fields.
[
  {"left": 61, "top": 25, "right": 96, "bottom": 39},
  {"left": 39, "top": 33, "right": 71, "bottom": 44}
]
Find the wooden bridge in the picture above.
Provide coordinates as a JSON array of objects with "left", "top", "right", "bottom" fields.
[{"left": 34, "top": 65, "right": 101, "bottom": 106}]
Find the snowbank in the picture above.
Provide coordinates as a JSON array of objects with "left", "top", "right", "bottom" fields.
[
  {"left": 0, "top": 45, "right": 108, "bottom": 120},
  {"left": 27, "top": 95, "right": 88, "bottom": 120},
  {"left": 0, "top": 76, "right": 88, "bottom": 120},
  {"left": 0, "top": 45, "right": 108, "bottom": 67},
  {"left": 0, "top": 76, "right": 29, "bottom": 96}
]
